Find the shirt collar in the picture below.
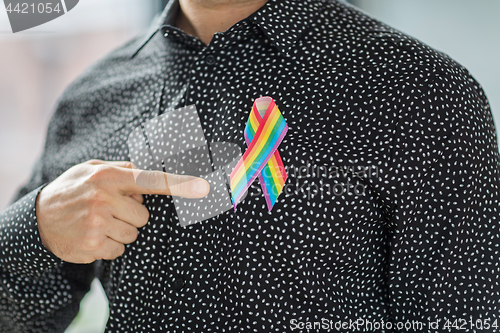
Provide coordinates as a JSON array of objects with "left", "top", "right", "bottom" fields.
[
  {"left": 131, "top": 0, "right": 178, "bottom": 58},
  {"left": 131, "top": 0, "right": 325, "bottom": 58},
  {"left": 248, "top": 0, "right": 325, "bottom": 55}
]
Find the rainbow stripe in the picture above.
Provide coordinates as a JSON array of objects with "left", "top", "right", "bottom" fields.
[{"left": 230, "top": 97, "right": 288, "bottom": 211}]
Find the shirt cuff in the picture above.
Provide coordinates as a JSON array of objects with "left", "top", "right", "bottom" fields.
[{"left": 0, "top": 185, "right": 63, "bottom": 278}]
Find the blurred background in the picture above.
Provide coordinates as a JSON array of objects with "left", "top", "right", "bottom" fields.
[{"left": 0, "top": 0, "right": 498, "bottom": 332}]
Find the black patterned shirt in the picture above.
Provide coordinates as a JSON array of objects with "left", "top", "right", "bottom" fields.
[{"left": 1, "top": 0, "right": 500, "bottom": 332}]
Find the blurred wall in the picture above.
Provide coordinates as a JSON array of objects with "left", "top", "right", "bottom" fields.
[
  {"left": 347, "top": 0, "right": 500, "bottom": 137},
  {"left": 0, "top": 0, "right": 156, "bottom": 210}
]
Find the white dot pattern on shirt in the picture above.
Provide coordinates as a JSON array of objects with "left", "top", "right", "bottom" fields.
[{"left": 1, "top": 0, "right": 499, "bottom": 332}]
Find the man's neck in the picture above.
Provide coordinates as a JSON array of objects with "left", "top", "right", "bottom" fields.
[{"left": 176, "top": 0, "right": 269, "bottom": 46}]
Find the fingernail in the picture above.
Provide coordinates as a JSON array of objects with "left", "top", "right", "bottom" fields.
[{"left": 192, "top": 179, "right": 209, "bottom": 196}]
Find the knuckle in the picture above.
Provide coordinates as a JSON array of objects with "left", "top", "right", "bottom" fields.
[
  {"left": 167, "top": 174, "right": 187, "bottom": 194},
  {"left": 123, "top": 161, "right": 135, "bottom": 169},
  {"left": 84, "top": 235, "right": 103, "bottom": 252},
  {"left": 87, "top": 165, "right": 113, "bottom": 184},
  {"left": 168, "top": 174, "right": 182, "bottom": 187},
  {"left": 87, "top": 215, "right": 105, "bottom": 230},
  {"left": 121, "top": 226, "right": 138, "bottom": 243},
  {"left": 86, "top": 190, "right": 110, "bottom": 212},
  {"left": 86, "top": 159, "right": 103, "bottom": 165}
]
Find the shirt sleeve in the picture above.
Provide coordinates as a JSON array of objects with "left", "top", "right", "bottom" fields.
[
  {"left": 0, "top": 186, "right": 62, "bottom": 277},
  {"left": 384, "top": 63, "right": 500, "bottom": 327},
  {"left": 0, "top": 131, "right": 96, "bottom": 332}
]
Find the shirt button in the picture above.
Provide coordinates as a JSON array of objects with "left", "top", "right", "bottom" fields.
[
  {"left": 173, "top": 277, "right": 185, "bottom": 290},
  {"left": 160, "top": 25, "right": 169, "bottom": 38},
  {"left": 205, "top": 55, "right": 216, "bottom": 65}
]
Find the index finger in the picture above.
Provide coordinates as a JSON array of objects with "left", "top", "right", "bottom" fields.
[
  {"left": 86, "top": 160, "right": 144, "bottom": 202},
  {"left": 125, "top": 168, "right": 210, "bottom": 199}
]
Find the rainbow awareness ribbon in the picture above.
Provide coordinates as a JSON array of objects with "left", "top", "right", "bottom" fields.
[{"left": 230, "top": 97, "right": 288, "bottom": 211}]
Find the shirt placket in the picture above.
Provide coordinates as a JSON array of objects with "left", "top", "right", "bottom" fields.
[{"left": 159, "top": 28, "right": 234, "bottom": 329}]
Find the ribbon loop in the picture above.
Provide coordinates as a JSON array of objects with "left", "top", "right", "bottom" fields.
[{"left": 230, "top": 97, "right": 288, "bottom": 211}]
